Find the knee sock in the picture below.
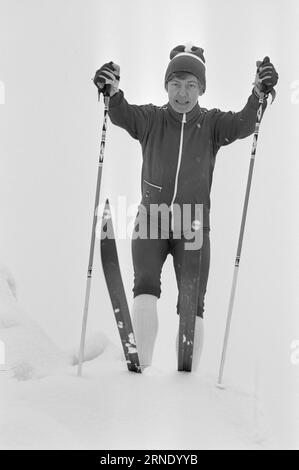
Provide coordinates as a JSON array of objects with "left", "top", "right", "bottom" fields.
[
  {"left": 131, "top": 294, "right": 158, "bottom": 371},
  {"left": 176, "top": 316, "right": 204, "bottom": 371}
]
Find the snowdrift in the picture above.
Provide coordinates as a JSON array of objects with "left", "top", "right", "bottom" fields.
[{"left": 0, "top": 265, "right": 294, "bottom": 450}]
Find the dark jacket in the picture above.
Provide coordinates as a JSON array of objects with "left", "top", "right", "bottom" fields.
[{"left": 108, "top": 90, "right": 266, "bottom": 229}]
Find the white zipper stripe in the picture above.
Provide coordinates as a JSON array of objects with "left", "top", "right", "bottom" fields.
[
  {"left": 170, "top": 113, "right": 186, "bottom": 207},
  {"left": 170, "top": 113, "right": 186, "bottom": 231}
]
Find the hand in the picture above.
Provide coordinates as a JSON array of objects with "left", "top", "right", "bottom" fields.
[
  {"left": 253, "top": 56, "right": 278, "bottom": 98},
  {"left": 93, "top": 62, "right": 120, "bottom": 97}
]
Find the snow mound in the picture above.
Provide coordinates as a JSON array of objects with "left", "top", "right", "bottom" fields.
[
  {"left": 0, "top": 265, "right": 116, "bottom": 380},
  {"left": 70, "top": 330, "right": 121, "bottom": 366}
]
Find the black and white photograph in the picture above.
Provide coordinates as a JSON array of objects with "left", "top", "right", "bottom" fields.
[{"left": 0, "top": 0, "right": 298, "bottom": 452}]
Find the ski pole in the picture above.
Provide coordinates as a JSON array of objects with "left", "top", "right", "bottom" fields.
[
  {"left": 77, "top": 93, "right": 110, "bottom": 377},
  {"left": 217, "top": 93, "right": 266, "bottom": 388}
]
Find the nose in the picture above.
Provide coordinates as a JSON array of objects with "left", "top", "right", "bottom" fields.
[{"left": 177, "top": 84, "right": 188, "bottom": 97}]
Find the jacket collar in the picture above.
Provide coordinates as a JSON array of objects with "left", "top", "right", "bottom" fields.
[{"left": 166, "top": 102, "right": 202, "bottom": 124}]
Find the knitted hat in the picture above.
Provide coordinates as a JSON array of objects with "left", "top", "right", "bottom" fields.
[{"left": 164, "top": 43, "right": 206, "bottom": 92}]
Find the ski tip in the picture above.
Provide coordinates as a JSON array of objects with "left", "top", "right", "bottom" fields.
[
  {"left": 216, "top": 382, "right": 226, "bottom": 390},
  {"left": 102, "top": 202, "right": 112, "bottom": 222}
]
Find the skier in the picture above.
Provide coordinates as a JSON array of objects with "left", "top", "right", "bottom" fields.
[{"left": 94, "top": 44, "right": 278, "bottom": 372}]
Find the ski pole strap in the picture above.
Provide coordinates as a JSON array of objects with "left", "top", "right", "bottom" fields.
[
  {"left": 97, "top": 85, "right": 112, "bottom": 101},
  {"left": 262, "top": 87, "right": 275, "bottom": 104},
  {"left": 270, "top": 88, "right": 276, "bottom": 103}
]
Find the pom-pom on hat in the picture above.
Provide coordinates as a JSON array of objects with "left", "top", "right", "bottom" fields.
[{"left": 164, "top": 43, "right": 206, "bottom": 92}]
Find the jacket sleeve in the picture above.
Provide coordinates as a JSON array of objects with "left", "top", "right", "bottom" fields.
[
  {"left": 108, "top": 90, "right": 153, "bottom": 142},
  {"left": 212, "top": 90, "right": 267, "bottom": 148}
]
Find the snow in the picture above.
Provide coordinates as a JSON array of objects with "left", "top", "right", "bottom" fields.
[
  {"left": 0, "top": 266, "right": 298, "bottom": 450},
  {"left": 0, "top": 358, "right": 267, "bottom": 450}
]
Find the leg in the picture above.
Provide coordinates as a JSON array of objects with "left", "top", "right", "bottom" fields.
[
  {"left": 131, "top": 294, "right": 158, "bottom": 371},
  {"left": 131, "top": 231, "right": 169, "bottom": 371}
]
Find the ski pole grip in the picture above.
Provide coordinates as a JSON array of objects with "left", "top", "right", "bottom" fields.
[
  {"left": 93, "top": 75, "right": 112, "bottom": 97},
  {"left": 102, "top": 84, "right": 112, "bottom": 97}
]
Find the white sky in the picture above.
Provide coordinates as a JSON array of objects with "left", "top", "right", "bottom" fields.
[{"left": 0, "top": 0, "right": 298, "bottom": 446}]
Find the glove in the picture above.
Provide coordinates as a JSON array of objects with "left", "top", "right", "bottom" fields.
[
  {"left": 253, "top": 56, "right": 278, "bottom": 100},
  {"left": 93, "top": 62, "right": 120, "bottom": 97}
]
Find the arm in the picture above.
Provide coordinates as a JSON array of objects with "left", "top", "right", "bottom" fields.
[
  {"left": 212, "top": 91, "right": 267, "bottom": 148},
  {"left": 93, "top": 62, "right": 152, "bottom": 142},
  {"left": 213, "top": 56, "right": 278, "bottom": 148},
  {"left": 108, "top": 90, "right": 153, "bottom": 142}
]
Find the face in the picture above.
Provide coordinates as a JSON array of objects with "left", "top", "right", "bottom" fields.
[{"left": 167, "top": 74, "right": 202, "bottom": 113}]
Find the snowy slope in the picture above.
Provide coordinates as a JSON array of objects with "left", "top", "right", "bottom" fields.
[
  {"left": 0, "top": 266, "right": 296, "bottom": 450},
  {"left": 0, "top": 355, "right": 269, "bottom": 450}
]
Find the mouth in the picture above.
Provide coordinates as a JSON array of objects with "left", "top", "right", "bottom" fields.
[{"left": 175, "top": 100, "right": 189, "bottom": 106}]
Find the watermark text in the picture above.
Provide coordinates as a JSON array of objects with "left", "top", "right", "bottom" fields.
[
  {"left": 290, "top": 80, "right": 299, "bottom": 104},
  {"left": 97, "top": 197, "right": 203, "bottom": 250},
  {"left": 290, "top": 339, "right": 299, "bottom": 365}
]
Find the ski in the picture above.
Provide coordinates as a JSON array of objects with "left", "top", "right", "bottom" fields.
[
  {"left": 178, "top": 245, "right": 201, "bottom": 371},
  {"left": 100, "top": 198, "right": 141, "bottom": 373}
]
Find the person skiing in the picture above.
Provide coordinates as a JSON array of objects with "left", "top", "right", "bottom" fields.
[{"left": 93, "top": 43, "right": 278, "bottom": 372}]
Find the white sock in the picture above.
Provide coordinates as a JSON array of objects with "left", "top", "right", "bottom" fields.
[
  {"left": 131, "top": 294, "right": 158, "bottom": 371},
  {"left": 176, "top": 316, "right": 204, "bottom": 371}
]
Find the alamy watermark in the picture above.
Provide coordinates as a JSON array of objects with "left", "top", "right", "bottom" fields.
[
  {"left": 97, "top": 197, "right": 203, "bottom": 250},
  {"left": 290, "top": 80, "right": 299, "bottom": 104},
  {"left": 0, "top": 80, "right": 5, "bottom": 104},
  {"left": 290, "top": 339, "right": 299, "bottom": 365}
]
